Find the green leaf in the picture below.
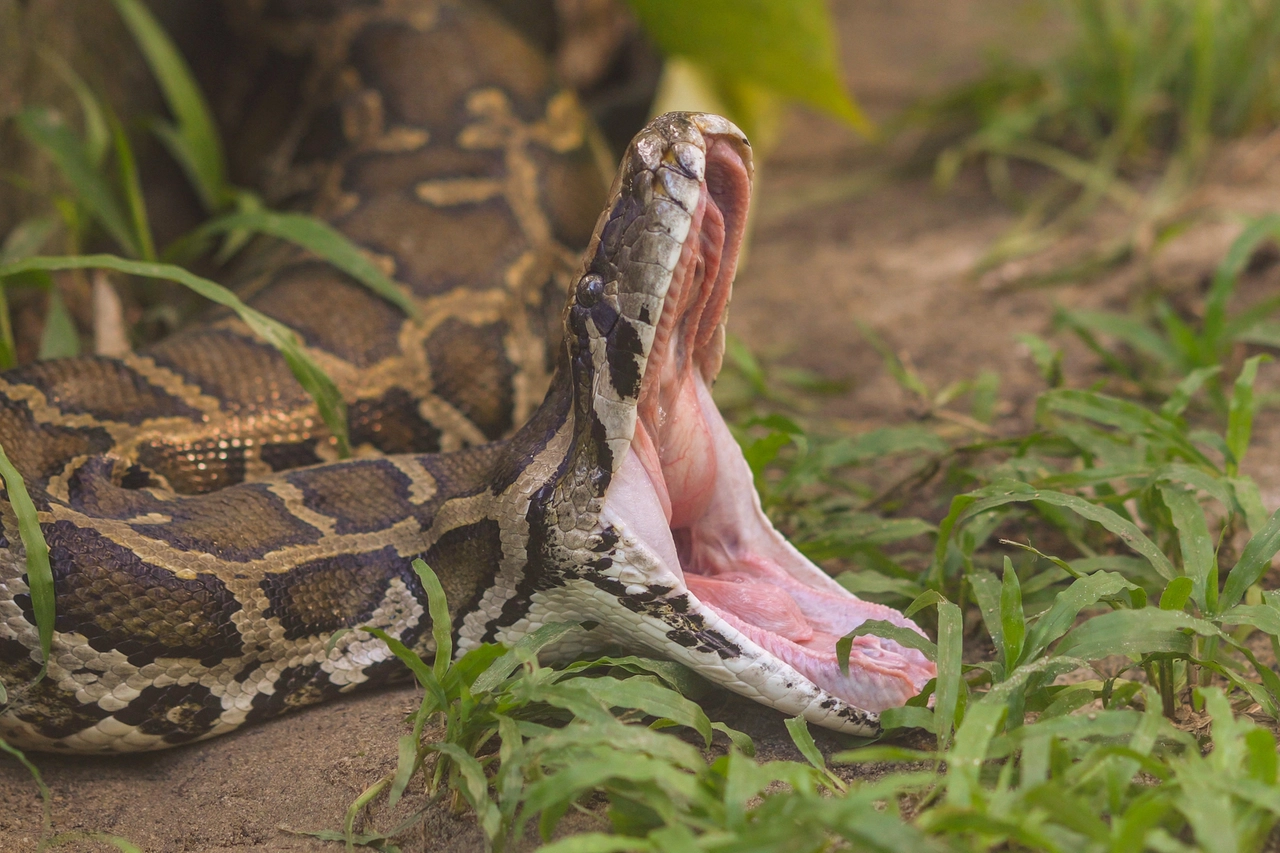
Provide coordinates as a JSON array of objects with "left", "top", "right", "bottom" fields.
[
  {"left": 1204, "top": 215, "right": 1280, "bottom": 354},
  {"left": 0, "top": 219, "right": 57, "bottom": 267},
  {"left": 17, "top": 107, "right": 138, "bottom": 256},
  {"left": 110, "top": 0, "right": 230, "bottom": 211},
  {"left": 573, "top": 676, "right": 715, "bottom": 747},
  {"left": 945, "top": 656, "right": 1082, "bottom": 808},
  {"left": 429, "top": 742, "right": 504, "bottom": 840},
  {"left": 411, "top": 559, "right": 451, "bottom": 683},
  {"left": 1057, "top": 307, "right": 1180, "bottom": 366},
  {"left": 0, "top": 255, "right": 350, "bottom": 457},
  {"left": 471, "top": 621, "right": 584, "bottom": 694},
  {"left": 37, "top": 47, "right": 109, "bottom": 167},
  {"left": 938, "top": 481, "right": 1177, "bottom": 582},
  {"left": 1160, "top": 366, "right": 1221, "bottom": 419},
  {"left": 1219, "top": 603, "right": 1280, "bottom": 636},
  {"left": 107, "top": 108, "right": 155, "bottom": 262},
  {"left": 1039, "top": 388, "right": 1210, "bottom": 467},
  {"left": 536, "top": 834, "right": 651, "bottom": 853},
  {"left": 1159, "top": 577, "right": 1194, "bottom": 612},
  {"left": 837, "top": 619, "right": 936, "bottom": 677},
  {"left": 190, "top": 211, "right": 419, "bottom": 319},
  {"left": 1157, "top": 482, "right": 1213, "bottom": 608},
  {"left": 0, "top": 442, "right": 54, "bottom": 673},
  {"left": 967, "top": 568, "right": 1003, "bottom": 672},
  {"left": 386, "top": 732, "right": 419, "bottom": 810},
  {"left": 1225, "top": 354, "right": 1268, "bottom": 475},
  {"left": 1022, "top": 571, "right": 1137, "bottom": 664},
  {"left": 1017, "top": 332, "right": 1064, "bottom": 387},
  {"left": 625, "top": 0, "right": 873, "bottom": 134},
  {"left": 880, "top": 705, "right": 936, "bottom": 733},
  {"left": 1000, "top": 557, "right": 1025, "bottom": 669},
  {"left": 38, "top": 287, "right": 79, "bottom": 360},
  {"left": 1220, "top": 505, "right": 1280, "bottom": 613},
  {"left": 934, "top": 600, "right": 963, "bottom": 749},
  {"left": 784, "top": 716, "right": 826, "bottom": 771},
  {"left": 1056, "top": 608, "right": 1222, "bottom": 660}
]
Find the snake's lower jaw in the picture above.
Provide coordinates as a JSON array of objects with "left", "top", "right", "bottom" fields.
[
  {"left": 598, "top": 374, "right": 935, "bottom": 730},
  {"left": 582, "top": 118, "right": 936, "bottom": 730}
]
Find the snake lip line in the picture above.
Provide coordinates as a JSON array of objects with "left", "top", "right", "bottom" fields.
[{"left": 547, "top": 113, "right": 936, "bottom": 734}]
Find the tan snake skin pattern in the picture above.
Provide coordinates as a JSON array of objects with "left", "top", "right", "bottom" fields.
[{"left": 0, "top": 0, "right": 934, "bottom": 752}]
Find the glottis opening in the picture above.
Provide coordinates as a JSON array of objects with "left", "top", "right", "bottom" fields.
[{"left": 606, "top": 131, "right": 936, "bottom": 714}]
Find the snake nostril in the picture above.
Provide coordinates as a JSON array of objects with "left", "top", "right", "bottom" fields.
[{"left": 576, "top": 273, "right": 605, "bottom": 307}]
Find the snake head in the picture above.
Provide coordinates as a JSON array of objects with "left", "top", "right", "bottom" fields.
[{"left": 527, "top": 113, "right": 935, "bottom": 735}]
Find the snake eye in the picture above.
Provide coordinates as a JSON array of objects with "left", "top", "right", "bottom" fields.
[{"left": 576, "top": 273, "right": 605, "bottom": 307}]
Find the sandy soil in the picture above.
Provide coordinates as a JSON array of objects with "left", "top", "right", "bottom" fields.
[{"left": 6, "top": 1, "right": 1280, "bottom": 850}]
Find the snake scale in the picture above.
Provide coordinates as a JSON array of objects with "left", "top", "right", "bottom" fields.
[{"left": 0, "top": 0, "right": 934, "bottom": 753}]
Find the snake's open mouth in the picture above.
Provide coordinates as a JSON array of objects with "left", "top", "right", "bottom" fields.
[{"left": 598, "top": 120, "right": 935, "bottom": 718}]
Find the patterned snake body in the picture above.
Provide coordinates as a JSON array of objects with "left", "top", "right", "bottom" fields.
[{"left": 0, "top": 0, "right": 933, "bottom": 752}]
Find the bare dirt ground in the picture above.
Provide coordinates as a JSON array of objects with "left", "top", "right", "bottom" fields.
[{"left": 6, "top": 1, "right": 1280, "bottom": 850}]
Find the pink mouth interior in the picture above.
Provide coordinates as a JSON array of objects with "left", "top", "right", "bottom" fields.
[{"left": 612, "top": 138, "right": 936, "bottom": 713}]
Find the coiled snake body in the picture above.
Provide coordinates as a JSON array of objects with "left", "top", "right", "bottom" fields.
[{"left": 0, "top": 0, "right": 933, "bottom": 753}]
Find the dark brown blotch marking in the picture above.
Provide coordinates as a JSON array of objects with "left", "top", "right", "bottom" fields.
[
  {"left": 146, "top": 329, "right": 313, "bottom": 416},
  {"left": 6, "top": 358, "right": 205, "bottom": 425},
  {"left": 1, "top": 636, "right": 115, "bottom": 740},
  {"left": 248, "top": 261, "right": 405, "bottom": 367},
  {"left": 112, "top": 682, "right": 224, "bottom": 744},
  {"left": 289, "top": 459, "right": 416, "bottom": 535},
  {"left": 259, "top": 441, "right": 323, "bottom": 472},
  {"left": 348, "top": 387, "right": 443, "bottom": 454},
  {"left": 260, "top": 546, "right": 409, "bottom": 641},
  {"left": 24, "top": 521, "right": 243, "bottom": 668},
  {"left": 131, "top": 483, "right": 323, "bottom": 561},
  {"left": 0, "top": 399, "right": 114, "bottom": 486},
  {"left": 243, "top": 662, "right": 342, "bottom": 723},
  {"left": 64, "top": 456, "right": 171, "bottom": 520},
  {"left": 424, "top": 518, "right": 503, "bottom": 625},
  {"left": 425, "top": 319, "right": 516, "bottom": 439}
]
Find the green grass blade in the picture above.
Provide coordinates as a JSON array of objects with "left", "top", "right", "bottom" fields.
[
  {"left": 837, "top": 619, "right": 937, "bottom": 678},
  {"left": 1156, "top": 483, "right": 1213, "bottom": 608},
  {"left": 1056, "top": 608, "right": 1221, "bottom": 660},
  {"left": 626, "top": 0, "right": 873, "bottom": 135},
  {"left": 967, "top": 568, "right": 1004, "bottom": 675},
  {"left": 1023, "top": 571, "right": 1137, "bottom": 664},
  {"left": 784, "top": 716, "right": 826, "bottom": 771},
  {"left": 1158, "top": 577, "right": 1193, "bottom": 612},
  {"left": 944, "top": 482, "right": 1177, "bottom": 582},
  {"left": 0, "top": 255, "right": 349, "bottom": 456},
  {"left": 1205, "top": 216, "right": 1280, "bottom": 355},
  {"left": 36, "top": 48, "right": 109, "bottom": 167},
  {"left": 107, "top": 109, "right": 155, "bottom": 262},
  {"left": 410, "top": 559, "right": 452, "bottom": 682},
  {"left": 110, "top": 0, "right": 229, "bottom": 211},
  {"left": 1220, "top": 506, "right": 1280, "bottom": 613},
  {"left": 38, "top": 287, "right": 79, "bottom": 360},
  {"left": 1000, "top": 556, "right": 1025, "bottom": 668},
  {"left": 1160, "top": 365, "right": 1221, "bottom": 419},
  {"left": 471, "top": 621, "right": 583, "bottom": 694},
  {"left": 1225, "top": 354, "right": 1268, "bottom": 476},
  {"left": 189, "top": 211, "right": 419, "bottom": 319},
  {"left": 0, "top": 219, "right": 58, "bottom": 369},
  {"left": 934, "top": 600, "right": 963, "bottom": 750},
  {"left": 17, "top": 107, "right": 139, "bottom": 257},
  {"left": 0, "top": 736, "right": 52, "bottom": 837},
  {"left": 573, "top": 676, "right": 715, "bottom": 748},
  {"left": 0, "top": 442, "right": 54, "bottom": 673}
]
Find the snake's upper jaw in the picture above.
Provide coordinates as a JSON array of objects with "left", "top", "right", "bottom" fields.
[{"left": 567, "top": 113, "right": 935, "bottom": 733}]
